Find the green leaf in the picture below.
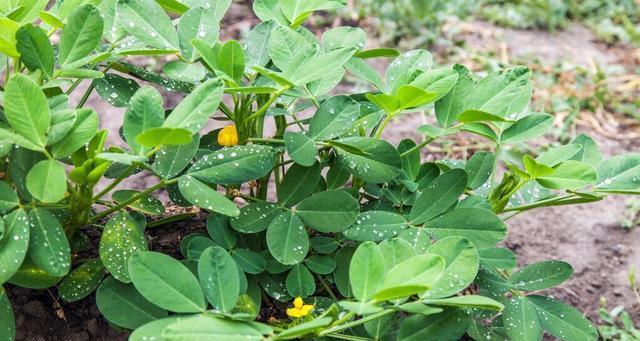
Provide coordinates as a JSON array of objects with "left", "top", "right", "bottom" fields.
[
  {"left": 161, "top": 314, "right": 264, "bottom": 341},
  {"left": 50, "top": 108, "right": 98, "bottom": 158},
  {"left": 163, "top": 78, "right": 223, "bottom": 134},
  {"left": 218, "top": 40, "right": 245, "bottom": 83},
  {"left": 207, "top": 215, "right": 236, "bottom": 249},
  {"left": 0, "top": 286, "right": 15, "bottom": 341},
  {"left": 26, "top": 159, "right": 66, "bottom": 203},
  {"left": 397, "top": 308, "right": 470, "bottom": 341},
  {"left": 536, "top": 161, "right": 597, "bottom": 190},
  {"left": 112, "top": 190, "right": 164, "bottom": 215},
  {"left": 528, "top": 295, "right": 598, "bottom": 341},
  {"left": 280, "top": 0, "right": 346, "bottom": 23},
  {"left": 435, "top": 64, "right": 473, "bottom": 128},
  {"left": 182, "top": 0, "right": 231, "bottom": 21},
  {"left": 296, "top": 190, "right": 359, "bottom": 233},
  {"left": 334, "top": 137, "right": 402, "bottom": 183},
  {"left": 373, "top": 253, "right": 445, "bottom": 301},
  {"left": 198, "top": 246, "right": 239, "bottom": 312},
  {"left": 322, "top": 26, "right": 366, "bottom": 51},
  {"left": 58, "top": 260, "right": 105, "bottom": 302},
  {"left": 349, "top": 241, "right": 384, "bottom": 301},
  {"left": 116, "top": 0, "right": 179, "bottom": 50},
  {"left": 95, "top": 73, "right": 140, "bottom": 108},
  {"left": 478, "top": 247, "right": 517, "bottom": 270},
  {"left": 0, "top": 17, "right": 20, "bottom": 58},
  {"left": 596, "top": 154, "right": 640, "bottom": 193},
  {"left": 465, "top": 151, "right": 494, "bottom": 190},
  {"left": 178, "top": 175, "right": 240, "bottom": 217},
  {"left": 423, "top": 208, "right": 507, "bottom": 249},
  {"left": 569, "top": 134, "right": 602, "bottom": 165},
  {"left": 535, "top": 144, "right": 582, "bottom": 167},
  {"left": 266, "top": 212, "right": 309, "bottom": 265},
  {"left": 287, "top": 47, "right": 356, "bottom": 86},
  {"left": 123, "top": 86, "right": 165, "bottom": 154},
  {"left": 355, "top": 48, "right": 399, "bottom": 59},
  {"left": 284, "top": 131, "right": 317, "bottom": 167},
  {"left": 509, "top": 260, "right": 573, "bottom": 291},
  {"left": 27, "top": 209, "right": 70, "bottom": 277},
  {"left": 465, "top": 67, "right": 532, "bottom": 118},
  {"left": 0, "top": 209, "right": 29, "bottom": 285},
  {"left": 128, "top": 251, "right": 206, "bottom": 313},
  {"left": 153, "top": 134, "right": 200, "bottom": 179},
  {"left": 407, "top": 67, "right": 459, "bottom": 102},
  {"left": 309, "top": 96, "right": 360, "bottom": 141},
  {"left": 178, "top": 7, "right": 219, "bottom": 62},
  {"left": 0, "top": 181, "right": 18, "bottom": 214},
  {"left": 503, "top": 296, "right": 543, "bottom": 341},
  {"left": 99, "top": 212, "right": 148, "bottom": 282},
  {"left": 286, "top": 263, "right": 315, "bottom": 297},
  {"left": 96, "top": 276, "right": 168, "bottom": 330},
  {"left": 129, "top": 316, "right": 184, "bottom": 341},
  {"left": 58, "top": 4, "right": 103, "bottom": 66},
  {"left": 232, "top": 249, "right": 266, "bottom": 274},
  {"left": 501, "top": 113, "right": 553, "bottom": 144},
  {"left": 136, "top": 127, "right": 193, "bottom": 147},
  {"left": 424, "top": 237, "right": 479, "bottom": 299},
  {"left": 230, "top": 202, "right": 281, "bottom": 233},
  {"left": 345, "top": 57, "right": 385, "bottom": 91},
  {"left": 523, "top": 155, "right": 554, "bottom": 179},
  {"left": 395, "top": 85, "right": 437, "bottom": 110},
  {"left": 278, "top": 162, "right": 321, "bottom": 207},
  {"left": 268, "top": 26, "right": 314, "bottom": 71},
  {"left": 97, "top": 152, "right": 147, "bottom": 165},
  {"left": 4, "top": 74, "right": 49, "bottom": 147},
  {"left": 379, "top": 237, "right": 415, "bottom": 271},
  {"left": 189, "top": 144, "right": 277, "bottom": 184},
  {"left": 386, "top": 50, "right": 432, "bottom": 90},
  {"left": 245, "top": 20, "right": 276, "bottom": 67},
  {"left": 304, "top": 255, "right": 336, "bottom": 275},
  {"left": 425, "top": 295, "right": 503, "bottom": 311},
  {"left": 457, "top": 109, "right": 511, "bottom": 123},
  {"left": 343, "top": 211, "right": 407, "bottom": 241},
  {"left": 16, "top": 24, "right": 54, "bottom": 78},
  {"left": 409, "top": 169, "right": 467, "bottom": 224}
]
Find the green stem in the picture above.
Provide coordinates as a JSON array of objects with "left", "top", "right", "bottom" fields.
[
  {"left": 374, "top": 113, "right": 395, "bottom": 138},
  {"left": 92, "top": 165, "right": 136, "bottom": 200},
  {"left": 318, "top": 309, "right": 395, "bottom": 336},
  {"left": 247, "top": 137, "right": 285, "bottom": 144},
  {"left": 400, "top": 137, "right": 436, "bottom": 157},
  {"left": 490, "top": 143, "right": 502, "bottom": 188},
  {"left": 316, "top": 273, "right": 338, "bottom": 301},
  {"left": 325, "top": 333, "right": 374, "bottom": 341},
  {"left": 147, "top": 212, "right": 197, "bottom": 228},
  {"left": 244, "top": 87, "right": 290, "bottom": 122},
  {"left": 90, "top": 178, "right": 177, "bottom": 222}
]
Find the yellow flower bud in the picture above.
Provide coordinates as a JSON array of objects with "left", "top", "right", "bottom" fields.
[
  {"left": 218, "top": 125, "right": 239, "bottom": 147},
  {"left": 286, "top": 297, "right": 314, "bottom": 318}
]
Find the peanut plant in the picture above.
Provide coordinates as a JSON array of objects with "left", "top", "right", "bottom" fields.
[{"left": 0, "top": 0, "right": 639, "bottom": 340}]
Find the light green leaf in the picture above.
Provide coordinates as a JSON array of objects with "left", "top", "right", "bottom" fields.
[
  {"left": 4, "top": 74, "right": 49, "bottom": 147},
  {"left": 465, "top": 67, "right": 532, "bottom": 118},
  {"left": 465, "top": 151, "right": 494, "bottom": 190},
  {"left": 536, "top": 161, "right": 597, "bottom": 190},
  {"left": 50, "top": 108, "right": 98, "bottom": 158},
  {"left": 373, "top": 253, "right": 445, "bottom": 301},
  {"left": 501, "top": 113, "right": 553, "bottom": 144},
  {"left": 116, "top": 0, "right": 179, "bottom": 50},
  {"left": 0, "top": 17, "right": 20, "bottom": 57},
  {"left": 128, "top": 251, "right": 206, "bottom": 313},
  {"left": 287, "top": 47, "right": 356, "bottom": 86},
  {"left": 153, "top": 134, "right": 200, "bottom": 179},
  {"left": 245, "top": 20, "right": 275, "bottom": 67},
  {"left": 96, "top": 276, "right": 168, "bottom": 330},
  {"left": 349, "top": 241, "right": 384, "bottom": 301},
  {"left": 162, "top": 314, "right": 264, "bottom": 341},
  {"left": 58, "top": 4, "right": 103, "bottom": 66},
  {"left": 407, "top": 67, "right": 459, "bottom": 102},
  {"left": 386, "top": 50, "right": 432, "bottom": 90},
  {"left": 218, "top": 40, "right": 245, "bottom": 83},
  {"left": 99, "top": 212, "right": 148, "bottom": 282},
  {"left": 596, "top": 153, "right": 640, "bottom": 193},
  {"left": 478, "top": 247, "right": 517, "bottom": 270},
  {"left": 266, "top": 212, "right": 308, "bottom": 265},
  {"left": 163, "top": 78, "right": 224, "bottom": 133},
  {"left": 123, "top": 86, "right": 166, "bottom": 154},
  {"left": 379, "top": 237, "right": 415, "bottom": 271},
  {"left": 178, "top": 7, "right": 219, "bottom": 62},
  {"left": 435, "top": 64, "right": 473, "bottom": 128},
  {"left": 198, "top": 246, "right": 239, "bottom": 312},
  {"left": 425, "top": 295, "right": 504, "bottom": 311},
  {"left": 136, "top": 127, "right": 193, "bottom": 148},
  {"left": 27, "top": 209, "right": 70, "bottom": 277},
  {"left": 26, "top": 159, "right": 66, "bottom": 203}
]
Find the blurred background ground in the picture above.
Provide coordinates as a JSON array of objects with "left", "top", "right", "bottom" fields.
[{"left": 10, "top": 0, "right": 640, "bottom": 339}]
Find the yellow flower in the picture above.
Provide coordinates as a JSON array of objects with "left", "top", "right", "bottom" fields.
[
  {"left": 218, "top": 125, "right": 239, "bottom": 147},
  {"left": 286, "top": 297, "right": 313, "bottom": 318}
]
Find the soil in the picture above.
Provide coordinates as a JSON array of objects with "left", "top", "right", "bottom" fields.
[{"left": 7, "top": 8, "right": 640, "bottom": 341}]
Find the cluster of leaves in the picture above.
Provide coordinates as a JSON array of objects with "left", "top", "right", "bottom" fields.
[{"left": 0, "top": 0, "right": 639, "bottom": 341}]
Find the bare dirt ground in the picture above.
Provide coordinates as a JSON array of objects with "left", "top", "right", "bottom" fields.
[{"left": 9, "top": 11, "right": 640, "bottom": 340}]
